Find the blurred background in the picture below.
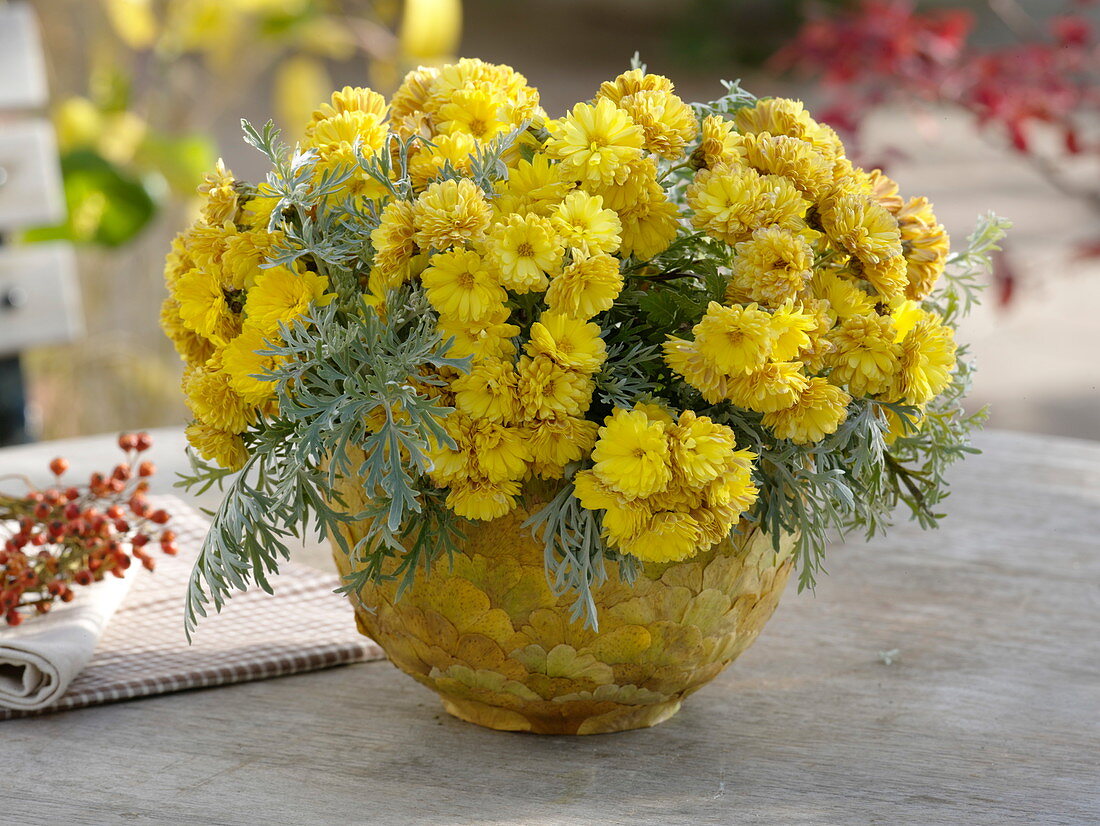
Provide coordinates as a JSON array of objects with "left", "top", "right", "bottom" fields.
[{"left": 2, "top": 0, "right": 1097, "bottom": 446}]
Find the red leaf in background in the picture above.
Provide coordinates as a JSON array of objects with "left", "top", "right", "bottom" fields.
[
  {"left": 991, "top": 248, "right": 1017, "bottom": 308},
  {"left": 1051, "top": 15, "right": 1092, "bottom": 47},
  {"left": 1065, "top": 127, "right": 1082, "bottom": 155}
]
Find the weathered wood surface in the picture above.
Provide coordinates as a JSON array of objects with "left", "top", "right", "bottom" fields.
[{"left": 1, "top": 429, "right": 1097, "bottom": 825}]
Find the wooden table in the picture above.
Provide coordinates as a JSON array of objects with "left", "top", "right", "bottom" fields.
[{"left": 1, "top": 429, "right": 1097, "bottom": 824}]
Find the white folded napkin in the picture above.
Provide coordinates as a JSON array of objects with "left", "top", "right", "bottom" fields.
[{"left": 0, "top": 571, "right": 139, "bottom": 711}]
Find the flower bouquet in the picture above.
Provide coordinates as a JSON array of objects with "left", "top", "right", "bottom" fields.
[{"left": 163, "top": 58, "right": 1004, "bottom": 734}]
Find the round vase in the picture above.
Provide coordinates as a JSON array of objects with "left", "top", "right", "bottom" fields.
[{"left": 333, "top": 495, "right": 794, "bottom": 735}]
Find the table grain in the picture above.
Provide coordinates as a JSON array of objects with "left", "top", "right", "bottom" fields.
[{"left": 1, "top": 428, "right": 1097, "bottom": 825}]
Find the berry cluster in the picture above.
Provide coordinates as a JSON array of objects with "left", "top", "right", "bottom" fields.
[{"left": 0, "top": 433, "right": 174, "bottom": 627}]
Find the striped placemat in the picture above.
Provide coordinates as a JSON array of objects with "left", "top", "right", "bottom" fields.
[{"left": 0, "top": 497, "right": 384, "bottom": 720}]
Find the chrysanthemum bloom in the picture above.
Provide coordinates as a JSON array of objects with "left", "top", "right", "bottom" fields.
[
  {"left": 826, "top": 314, "right": 902, "bottom": 397},
  {"left": 615, "top": 191, "right": 680, "bottom": 260},
  {"left": 446, "top": 477, "right": 522, "bottom": 521},
  {"left": 389, "top": 65, "right": 440, "bottom": 123},
  {"left": 616, "top": 89, "right": 698, "bottom": 160},
  {"left": 425, "top": 412, "right": 476, "bottom": 486},
  {"left": 470, "top": 420, "right": 532, "bottom": 483},
  {"left": 769, "top": 301, "right": 818, "bottom": 361},
  {"left": 306, "top": 110, "right": 387, "bottom": 155},
  {"left": 413, "top": 178, "right": 493, "bottom": 250},
  {"left": 452, "top": 358, "right": 519, "bottom": 423},
  {"left": 437, "top": 306, "right": 519, "bottom": 362},
  {"left": 898, "top": 197, "right": 950, "bottom": 300},
  {"left": 306, "top": 86, "right": 388, "bottom": 136},
  {"left": 726, "top": 361, "right": 809, "bottom": 413},
  {"left": 867, "top": 169, "right": 905, "bottom": 215},
  {"left": 544, "top": 253, "right": 623, "bottom": 319},
  {"left": 435, "top": 86, "right": 510, "bottom": 141},
  {"left": 695, "top": 115, "right": 746, "bottom": 170},
  {"left": 222, "top": 324, "right": 280, "bottom": 405},
  {"left": 821, "top": 191, "right": 902, "bottom": 265},
  {"left": 527, "top": 416, "right": 599, "bottom": 479},
  {"left": 572, "top": 469, "right": 651, "bottom": 544},
  {"left": 687, "top": 164, "right": 807, "bottom": 244},
  {"left": 526, "top": 314, "right": 606, "bottom": 373},
  {"left": 667, "top": 410, "right": 739, "bottom": 489},
  {"left": 181, "top": 221, "right": 234, "bottom": 273},
  {"left": 811, "top": 270, "right": 876, "bottom": 321},
  {"left": 861, "top": 254, "right": 909, "bottom": 304},
  {"left": 160, "top": 298, "right": 214, "bottom": 365},
  {"left": 183, "top": 365, "right": 254, "bottom": 434},
  {"left": 370, "top": 199, "right": 420, "bottom": 284},
  {"left": 545, "top": 97, "right": 644, "bottom": 187},
  {"left": 421, "top": 249, "right": 506, "bottom": 323},
  {"left": 197, "top": 159, "right": 239, "bottom": 225},
  {"left": 172, "top": 268, "right": 242, "bottom": 346},
  {"left": 408, "top": 132, "right": 477, "bottom": 189},
  {"left": 762, "top": 377, "right": 851, "bottom": 444},
  {"left": 244, "top": 266, "right": 333, "bottom": 334},
  {"left": 729, "top": 226, "right": 815, "bottom": 308},
  {"left": 551, "top": 191, "right": 622, "bottom": 256},
  {"left": 741, "top": 133, "right": 833, "bottom": 202},
  {"left": 486, "top": 214, "right": 563, "bottom": 292},
  {"left": 515, "top": 355, "right": 594, "bottom": 420},
  {"left": 662, "top": 337, "right": 732, "bottom": 404},
  {"left": 734, "top": 97, "right": 843, "bottom": 160},
  {"left": 620, "top": 511, "right": 704, "bottom": 563},
  {"left": 597, "top": 69, "right": 675, "bottom": 104},
  {"left": 693, "top": 301, "right": 777, "bottom": 375},
  {"left": 591, "top": 408, "right": 672, "bottom": 499},
  {"left": 185, "top": 422, "right": 247, "bottom": 471},
  {"left": 888, "top": 305, "right": 957, "bottom": 405},
  {"left": 494, "top": 153, "right": 574, "bottom": 217},
  {"left": 222, "top": 228, "right": 284, "bottom": 291}
]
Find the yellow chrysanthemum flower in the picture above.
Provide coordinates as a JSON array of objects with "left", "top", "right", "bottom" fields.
[
  {"left": 183, "top": 364, "right": 254, "bottom": 434},
  {"left": 526, "top": 314, "right": 606, "bottom": 374},
  {"left": 197, "top": 159, "right": 239, "bottom": 225},
  {"left": 762, "top": 377, "right": 851, "bottom": 444},
  {"left": 729, "top": 226, "right": 814, "bottom": 308},
  {"left": 633, "top": 400, "right": 675, "bottom": 426},
  {"left": 867, "top": 168, "right": 905, "bottom": 215},
  {"left": 687, "top": 163, "right": 808, "bottom": 244},
  {"left": 544, "top": 253, "right": 623, "bottom": 319},
  {"left": 663, "top": 336, "right": 731, "bottom": 404},
  {"left": 726, "top": 361, "right": 809, "bottom": 413},
  {"left": 172, "top": 268, "right": 242, "bottom": 346},
  {"left": 741, "top": 132, "right": 834, "bottom": 201},
  {"left": 470, "top": 421, "right": 532, "bottom": 483},
  {"left": 447, "top": 478, "right": 522, "bottom": 521},
  {"left": 159, "top": 297, "right": 214, "bottom": 366},
  {"left": 616, "top": 191, "right": 680, "bottom": 261},
  {"left": 668, "top": 410, "right": 739, "bottom": 489},
  {"left": 597, "top": 69, "right": 675, "bottom": 105},
  {"left": 826, "top": 314, "right": 901, "bottom": 397},
  {"left": 221, "top": 228, "right": 285, "bottom": 292},
  {"left": 551, "top": 191, "right": 622, "bottom": 256},
  {"left": 770, "top": 301, "right": 818, "bottom": 361},
  {"left": 306, "top": 110, "right": 387, "bottom": 155},
  {"left": 545, "top": 97, "right": 644, "bottom": 187},
  {"left": 185, "top": 422, "right": 248, "bottom": 471},
  {"left": 408, "top": 132, "right": 478, "bottom": 189},
  {"left": 486, "top": 214, "right": 563, "bottom": 293},
  {"left": 515, "top": 355, "right": 594, "bottom": 421},
  {"left": 451, "top": 358, "right": 519, "bottom": 424},
  {"left": 437, "top": 306, "right": 520, "bottom": 362},
  {"left": 734, "top": 97, "right": 843, "bottom": 160},
  {"left": 591, "top": 408, "right": 672, "bottom": 499},
  {"left": 821, "top": 191, "right": 902, "bottom": 266},
  {"left": 306, "top": 86, "right": 387, "bottom": 136},
  {"left": 616, "top": 89, "right": 698, "bottom": 160},
  {"left": 888, "top": 306, "right": 957, "bottom": 405},
  {"left": 620, "top": 511, "right": 703, "bottom": 563},
  {"left": 222, "top": 324, "right": 280, "bottom": 405},
  {"left": 527, "top": 416, "right": 599, "bottom": 479},
  {"left": 413, "top": 178, "right": 493, "bottom": 251},
  {"left": 435, "top": 86, "right": 510, "bottom": 141},
  {"left": 371, "top": 198, "right": 421, "bottom": 285},
  {"left": 242, "top": 182, "right": 282, "bottom": 232},
  {"left": 811, "top": 270, "right": 877, "bottom": 321},
  {"left": 422, "top": 249, "right": 506, "bottom": 323},
  {"left": 244, "top": 266, "right": 333, "bottom": 334},
  {"left": 695, "top": 114, "right": 746, "bottom": 170},
  {"left": 495, "top": 153, "right": 574, "bottom": 217},
  {"left": 181, "top": 221, "right": 235, "bottom": 273},
  {"left": 861, "top": 255, "right": 910, "bottom": 305},
  {"left": 898, "top": 196, "right": 950, "bottom": 300},
  {"left": 693, "top": 301, "right": 776, "bottom": 375}
]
